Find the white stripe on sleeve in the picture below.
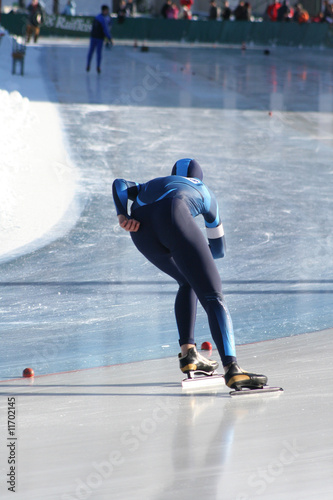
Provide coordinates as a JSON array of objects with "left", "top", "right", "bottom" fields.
[{"left": 206, "top": 224, "right": 224, "bottom": 239}]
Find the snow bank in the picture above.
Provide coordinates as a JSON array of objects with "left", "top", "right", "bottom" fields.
[{"left": 0, "top": 32, "right": 80, "bottom": 263}]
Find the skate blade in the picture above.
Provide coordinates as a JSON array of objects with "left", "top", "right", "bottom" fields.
[
  {"left": 229, "top": 386, "right": 283, "bottom": 397},
  {"left": 182, "top": 372, "right": 225, "bottom": 390}
]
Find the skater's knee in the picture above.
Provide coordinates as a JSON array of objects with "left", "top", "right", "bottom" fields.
[
  {"left": 203, "top": 291, "right": 230, "bottom": 313},
  {"left": 204, "top": 291, "right": 224, "bottom": 305}
]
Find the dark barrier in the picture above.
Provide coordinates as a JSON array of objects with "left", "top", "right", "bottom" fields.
[{"left": 1, "top": 12, "right": 332, "bottom": 48}]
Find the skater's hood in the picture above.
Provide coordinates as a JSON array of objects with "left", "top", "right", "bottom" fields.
[{"left": 171, "top": 158, "right": 203, "bottom": 181}]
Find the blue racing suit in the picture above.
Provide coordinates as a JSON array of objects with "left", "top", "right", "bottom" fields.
[
  {"left": 113, "top": 175, "right": 226, "bottom": 259},
  {"left": 112, "top": 172, "right": 237, "bottom": 367}
]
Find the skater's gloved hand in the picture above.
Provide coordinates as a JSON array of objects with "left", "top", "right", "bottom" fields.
[{"left": 118, "top": 215, "right": 140, "bottom": 232}]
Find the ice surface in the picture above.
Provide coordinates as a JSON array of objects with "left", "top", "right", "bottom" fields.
[{"left": 0, "top": 329, "right": 332, "bottom": 500}]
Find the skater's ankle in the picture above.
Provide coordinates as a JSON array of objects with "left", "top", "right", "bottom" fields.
[
  {"left": 224, "top": 362, "right": 238, "bottom": 374},
  {"left": 180, "top": 344, "right": 196, "bottom": 357}
]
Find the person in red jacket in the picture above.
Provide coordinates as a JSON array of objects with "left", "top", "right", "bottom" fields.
[
  {"left": 180, "top": 0, "right": 193, "bottom": 18},
  {"left": 180, "top": 0, "right": 193, "bottom": 8},
  {"left": 266, "top": 0, "right": 282, "bottom": 21}
]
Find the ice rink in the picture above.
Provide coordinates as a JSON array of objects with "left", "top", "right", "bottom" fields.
[{"left": 0, "top": 36, "right": 333, "bottom": 499}]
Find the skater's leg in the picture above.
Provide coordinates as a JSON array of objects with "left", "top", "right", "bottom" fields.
[
  {"left": 87, "top": 38, "right": 97, "bottom": 70},
  {"left": 131, "top": 204, "right": 198, "bottom": 348},
  {"left": 34, "top": 26, "right": 40, "bottom": 43},
  {"left": 26, "top": 24, "right": 33, "bottom": 43},
  {"left": 175, "top": 284, "right": 197, "bottom": 348},
  {"left": 131, "top": 228, "right": 215, "bottom": 374},
  {"left": 203, "top": 292, "right": 236, "bottom": 365},
  {"left": 159, "top": 198, "right": 237, "bottom": 367},
  {"left": 96, "top": 39, "right": 104, "bottom": 71}
]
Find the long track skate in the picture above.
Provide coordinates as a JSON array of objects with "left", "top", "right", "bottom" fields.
[
  {"left": 181, "top": 370, "right": 225, "bottom": 389},
  {"left": 229, "top": 385, "right": 283, "bottom": 396}
]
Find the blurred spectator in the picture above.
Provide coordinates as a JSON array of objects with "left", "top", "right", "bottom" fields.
[
  {"left": 180, "top": 0, "right": 193, "bottom": 10},
  {"left": 126, "top": 0, "right": 136, "bottom": 16},
  {"left": 62, "top": 0, "right": 76, "bottom": 16},
  {"left": 161, "top": 0, "right": 172, "bottom": 17},
  {"left": 234, "top": 1, "right": 250, "bottom": 20},
  {"left": 277, "top": 1, "right": 293, "bottom": 21},
  {"left": 177, "top": 0, "right": 193, "bottom": 19},
  {"left": 167, "top": 2, "right": 179, "bottom": 18},
  {"left": 245, "top": 2, "right": 252, "bottom": 18},
  {"left": 181, "top": 5, "right": 192, "bottom": 19},
  {"left": 311, "top": 12, "right": 323, "bottom": 22},
  {"left": 117, "top": 0, "right": 128, "bottom": 23},
  {"left": 266, "top": 0, "right": 281, "bottom": 21},
  {"left": 26, "top": 0, "right": 44, "bottom": 43},
  {"left": 322, "top": 0, "right": 333, "bottom": 22},
  {"left": 209, "top": 0, "right": 218, "bottom": 20},
  {"left": 293, "top": 3, "right": 310, "bottom": 23},
  {"left": 221, "top": 1, "right": 232, "bottom": 20}
]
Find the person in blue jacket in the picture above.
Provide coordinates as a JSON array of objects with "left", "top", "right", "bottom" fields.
[
  {"left": 86, "top": 5, "right": 113, "bottom": 74},
  {"left": 112, "top": 158, "right": 268, "bottom": 390}
]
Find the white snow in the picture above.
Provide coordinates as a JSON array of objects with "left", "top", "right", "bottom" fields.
[{"left": 0, "top": 31, "right": 79, "bottom": 263}]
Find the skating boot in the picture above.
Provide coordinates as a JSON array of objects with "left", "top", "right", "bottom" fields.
[
  {"left": 179, "top": 346, "right": 219, "bottom": 377},
  {"left": 224, "top": 362, "right": 268, "bottom": 390}
]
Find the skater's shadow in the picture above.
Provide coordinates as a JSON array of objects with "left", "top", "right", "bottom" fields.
[{"left": 0, "top": 380, "right": 184, "bottom": 398}]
